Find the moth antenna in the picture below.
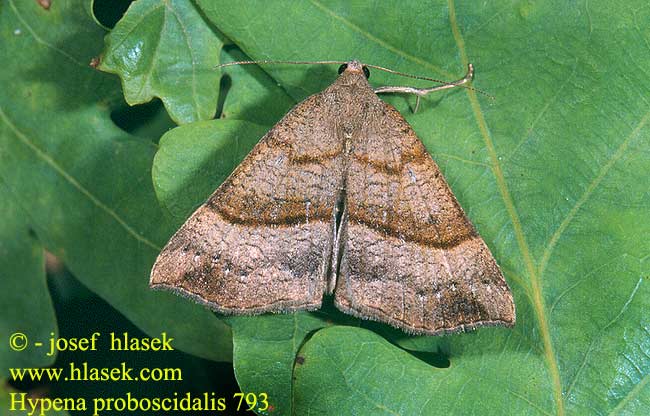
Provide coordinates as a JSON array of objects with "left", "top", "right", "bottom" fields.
[
  {"left": 216, "top": 60, "right": 348, "bottom": 69},
  {"left": 217, "top": 60, "right": 493, "bottom": 101},
  {"left": 373, "top": 64, "right": 494, "bottom": 103}
]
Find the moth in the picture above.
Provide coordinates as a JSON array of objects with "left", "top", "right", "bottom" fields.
[{"left": 150, "top": 60, "right": 515, "bottom": 335}]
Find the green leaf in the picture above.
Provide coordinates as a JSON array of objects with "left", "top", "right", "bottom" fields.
[
  {"left": 225, "top": 307, "right": 383, "bottom": 415},
  {"left": 152, "top": 119, "right": 268, "bottom": 224},
  {"left": 151, "top": 44, "right": 295, "bottom": 222},
  {"left": 226, "top": 314, "right": 332, "bottom": 415},
  {"left": 293, "top": 326, "right": 550, "bottom": 414},
  {"left": 99, "top": 0, "right": 223, "bottom": 124},
  {"left": 219, "top": 46, "right": 296, "bottom": 124},
  {"left": 186, "top": 1, "right": 648, "bottom": 414},
  {"left": 0, "top": 0, "right": 231, "bottom": 362},
  {"left": 0, "top": 182, "right": 57, "bottom": 376}
]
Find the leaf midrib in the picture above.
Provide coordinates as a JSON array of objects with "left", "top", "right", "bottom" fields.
[
  {"left": 165, "top": 3, "right": 201, "bottom": 117},
  {"left": 447, "top": 1, "right": 564, "bottom": 415},
  {"left": 0, "top": 106, "right": 161, "bottom": 252},
  {"left": 239, "top": 1, "right": 565, "bottom": 414}
]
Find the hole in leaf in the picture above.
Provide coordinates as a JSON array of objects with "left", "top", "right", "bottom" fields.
[{"left": 92, "top": 0, "right": 133, "bottom": 29}]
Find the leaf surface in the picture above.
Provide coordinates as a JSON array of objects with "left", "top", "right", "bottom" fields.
[
  {"left": 226, "top": 314, "right": 332, "bottom": 415},
  {"left": 0, "top": 0, "right": 231, "bottom": 362},
  {"left": 0, "top": 183, "right": 57, "bottom": 376},
  {"left": 183, "top": 1, "right": 648, "bottom": 414},
  {"left": 219, "top": 47, "right": 296, "bottom": 124},
  {"left": 153, "top": 119, "right": 268, "bottom": 224},
  {"left": 99, "top": 0, "right": 223, "bottom": 124}
]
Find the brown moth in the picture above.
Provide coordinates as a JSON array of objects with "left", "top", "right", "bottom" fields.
[{"left": 150, "top": 60, "right": 515, "bottom": 335}]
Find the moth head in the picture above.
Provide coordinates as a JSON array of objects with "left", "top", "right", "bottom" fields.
[{"left": 338, "top": 61, "right": 370, "bottom": 79}]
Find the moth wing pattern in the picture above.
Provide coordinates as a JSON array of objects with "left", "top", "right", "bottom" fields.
[
  {"left": 334, "top": 100, "right": 515, "bottom": 334},
  {"left": 150, "top": 92, "right": 346, "bottom": 314}
]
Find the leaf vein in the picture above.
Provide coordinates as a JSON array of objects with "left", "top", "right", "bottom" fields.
[
  {"left": 566, "top": 277, "right": 643, "bottom": 400},
  {"left": 308, "top": 0, "right": 451, "bottom": 78},
  {"left": 538, "top": 110, "right": 650, "bottom": 278},
  {"left": 436, "top": 152, "right": 491, "bottom": 168},
  {"left": 0, "top": 106, "right": 161, "bottom": 252},
  {"left": 604, "top": 277, "right": 643, "bottom": 330},
  {"left": 608, "top": 372, "right": 650, "bottom": 415},
  {"left": 506, "top": 388, "right": 554, "bottom": 416},
  {"left": 8, "top": 0, "right": 84, "bottom": 66},
  {"left": 565, "top": 338, "right": 598, "bottom": 399},
  {"left": 105, "top": 5, "right": 164, "bottom": 57},
  {"left": 135, "top": 5, "right": 167, "bottom": 100},
  {"left": 447, "top": 1, "right": 564, "bottom": 414},
  {"left": 504, "top": 60, "right": 579, "bottom": 163},
  {"left": 323, "top": 342, "right": 402, "bottom": 416},
  {"left": 165, "top": 2, "right": 201, "bottom": 117},
  {"left": 548, "top": 258, "right": 625, "bottom": 315}
]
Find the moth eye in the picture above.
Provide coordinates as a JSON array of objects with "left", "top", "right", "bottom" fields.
[
  {"left": 362, "top": 66, "right": 370, "bottom": 79},
  {"left": 338, "top": 63, "right": 348, "bottom": 74}
]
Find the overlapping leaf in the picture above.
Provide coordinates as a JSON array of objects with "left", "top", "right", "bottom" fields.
[
  {"left": 99, "top": 0, "right": 223, "bottom": 124},
  {"left": 152, "top": 119, "right": 267, "bottom": 223},
  {"left": 218, "top": 47, "right": 296, "bottom": 125},
  {"left": 0, "top": 0, "right": 231, "bottom": 362}
]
